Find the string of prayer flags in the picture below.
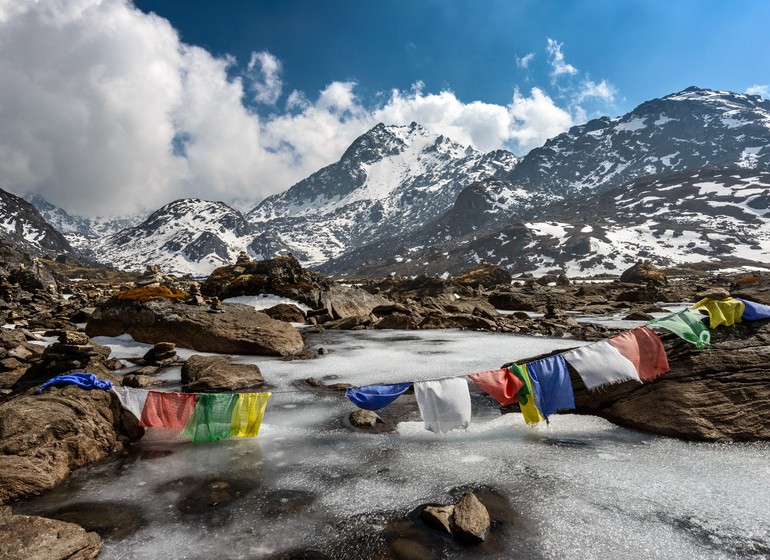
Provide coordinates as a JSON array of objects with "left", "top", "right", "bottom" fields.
[
  {"left": 467, "top": 368, "right": 525, "bottom": 407},
  {"left": 346, "top": 383, "right": 412, "bottom": 411},
  {"left": 690, "top": 297, "right": 745, "bottom": 328},
  {"left": 608, "top": 326, "right": 669, "bottom": 382},
  {"left": 524, "top": 355, "right": 575, "bottom": 419},
  {"left": 414, "top": 377, "right": 472, "bottom": 434},
  {"left": 736, "top": 298, "right": 770, "bottom": 321},
  {"left": 112, "top": 386, "right": 149, "bottom": 420},
  {"left": 140, "top": 390, "right": 199, "bottom": 430},
  {"left": 230, "top": 393, "right": 271, "bottom": 437},
  {"left": 648, "top": 309, "right": 711, "bottom": 350},
  {"left": 182, "top": 393, "right": 239, "bottom": 443},
  {"left": 36, "top": 372, "right": 113, "bottom": 394},
  {"left": 564, "top": 339, "right": 641, "bottom": 390},
  {"left": 510, "top": 364, "right": 544, "bottom": 425}
]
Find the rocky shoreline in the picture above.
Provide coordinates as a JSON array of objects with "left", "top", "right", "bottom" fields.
[{"left": 1, "top": 250, "right": 769, "bottom": 557}]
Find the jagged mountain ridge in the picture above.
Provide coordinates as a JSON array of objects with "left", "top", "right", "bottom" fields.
[
  {"left": 505, "top": 87, "right": 770, "bottom": 201},
  {"left": 0, "top": 188, "right": 74, "bottom": 256},
  {"left": 95, "top": 199, "right": 255, "bottom": 276},
  {"left": 7, "top": 87, "right": 770, "bottom": 279},
  {"left": 247, "top": 122, "right": 518, "bottom": 264},
  {"left": 326, "top": 167, "right": 770, "bottom": 278}
]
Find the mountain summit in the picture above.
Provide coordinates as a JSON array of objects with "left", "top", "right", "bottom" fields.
[{"left": 247, "top": 122, "right": 518, "bottom": 265}]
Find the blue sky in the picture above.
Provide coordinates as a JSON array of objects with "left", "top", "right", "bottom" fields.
[
  {"left": 0, "top": 0, "right": 768, "bottom": 216},
  {"left": 134, "top": 0, "right": 770, "bottom": 115}
]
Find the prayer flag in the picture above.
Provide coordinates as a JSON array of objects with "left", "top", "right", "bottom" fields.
[
  {"left": 230, "top": 393, "right": 271, "bottom": 437},
  {"left": 648, "top": 309, "right": 710, "bottom": 350},
  {"left": 467, "top": 368, "right": 524, "bottom": 407},
  {"left": 112, "top": 386, "right": 149, "bottom": 420},
  {"left": 608, "top": 326, "right": 669, "bottom": 382},
  {"left": 524, "top": 355, "right": 575, "bottom": 418},
  {"left": 736, "top": 298, "right": 770, "bottom": 321},
  {"left": 509, "top": 363, "right": 543, "bottom": 425},
  {"left": 140, "top": 391, "right": 198, "bottom": 430},
  {"left": 182, "top": 393, "right": 239, "bottom": 442},
  {"left": 36, "top": 372, "right": 112, "bottom": 394},
  {"left": 414, "top": 377, "right": 472, "bottom": 434},
  {"left": 564, "top": 340, "right": 641, "bottom": 390},
  {"left": 346, "top": 383, "right": 412, "bottom": 410},
  {"left": 690, "top": 297, "right": 745, "bottom": 328}
]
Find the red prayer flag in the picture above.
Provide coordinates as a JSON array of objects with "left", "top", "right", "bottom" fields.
[
  {"left": 468, "top": 368, "right": 525, "bottom": 406},
  {"left": 140, "top": 391, "right": 199, "bottom": 430},
  {"left": 608, "top": 326, "right": 669, "bottom": 382}
]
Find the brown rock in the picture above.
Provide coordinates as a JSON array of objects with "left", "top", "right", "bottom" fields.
[
  {"left": 619, "top": 260, "right": 667, "bottom": 285},
  {"left": 455, "top": 263, "right": 512, "bottom": 288},
  {"left": 121, "top": 374, "right": 162, "bottom": 388},
  {"left": 451, "top": 492, "right": 491, "bottom": 545},
  {"left": 349, "top": 409, "right": 383, "bottom": 428},
  {"left": 0, "top": 386, "right": 142, "bottom": 504},
  {"left": 572, "top": 320, "right": 770, "bottom": 441},
  {"left": 420, "top": 505, "right": 454, "bottom": 534},
  {"left": 86, "top": 298, "right": 304, "bottom": 356},
  {"left": 374, "top": 313, "right": 421, "bottom": 330},
  {"left": 59, "top": 331, "right": 90, "bottom": 345},
  {"left": 262, "top": 303, "right": 306, "bottom": 323},
  {"left": 0, "top": 507, "right": 102, "bottom": 560},
  {"left": 181, "top": 355, "right": 264, "bottom": 392}
]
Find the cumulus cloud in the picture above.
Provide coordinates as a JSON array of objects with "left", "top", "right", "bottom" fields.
[
  {"left": 516, "top": 52, "right": 535, "bottom": 69},
  {"left": 576, "top": 79, "right": 617, "bottom": 103},
  {"left": 0, "top": 1, "right": 613, "bottom": 218},
  {"left": 747, "top": 84, "right": 769, "bottom": 98},
  {"left": 247, "top": 51, "right": 283, "bottom": 105},
  {"left": 546, "top": 38, "right": 577, "bottom": 77}
]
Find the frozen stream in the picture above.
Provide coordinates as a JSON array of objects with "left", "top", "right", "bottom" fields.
[{"left": 15, "top": 329, "right": 770, "bottom": 559}]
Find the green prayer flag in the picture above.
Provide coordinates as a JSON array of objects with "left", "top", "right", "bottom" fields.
[
  {"left": 182, "top": 393, "right": 239, "bottom": 442},
  {"left": 648, "top": 309, "right": 711, "bottom": 350}
]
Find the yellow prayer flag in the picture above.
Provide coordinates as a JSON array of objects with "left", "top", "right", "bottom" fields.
[{"left": 230, "top": 393, "right": 271, "bottom": 437}]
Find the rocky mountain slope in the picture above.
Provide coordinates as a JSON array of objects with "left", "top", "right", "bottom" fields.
[
  {"left": 0, "top": 188, "right": 73, "bottom": 256},
  {"left": 95, "top": 199, "right": 255, "bottom": 276},
  {"left": 247, "top": 122, "right": 518, "bottom": 265},
  {"left": 328, "top": 167, "right": 770, "bottom": 278},
  {"left": 6, "top": 87, "right": 770, "bottom": 279}
]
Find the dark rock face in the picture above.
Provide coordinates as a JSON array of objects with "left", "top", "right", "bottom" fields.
[
  {"left": 85, "top": 297, "right": 304, "bottom": 356},
  {"left": 620, "top": 260, "right": 668, "bottom": 285},
  {"left": 181, "top": 355, "right": 265, "bottom": 392},
  {"left": 455, "top": 263, "right": 512, "bottom": 288},
  {"left": 0, "top": 506, "right": 102, "bottom": 560},
  {"left": 0, "top": 386, "right": 143, "bottom": 504},
  {"left": 571, "top": 319, "right": 770, "bottom": 441},
  {"left": 263, "top": 303, "right": 306, "bottom": 323}
]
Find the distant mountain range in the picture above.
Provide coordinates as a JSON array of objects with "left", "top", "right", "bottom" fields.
[{"left": 6, "top": 86, "right": 770, "bottom": 278}]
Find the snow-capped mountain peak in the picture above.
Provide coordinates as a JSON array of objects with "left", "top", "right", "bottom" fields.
[{"left": 97, "top": 198, "right": 254, "bottom": 276}]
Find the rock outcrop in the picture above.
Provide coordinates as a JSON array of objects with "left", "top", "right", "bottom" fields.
[
  {"left": 0, "top": 385, "right": 143, "bottom": 504},
  {"left": 0, "top": 507, "right": 102, "bottom": 560},
  {"left": 620, "top": 260, "right": 668, "bottom": 285},
  {"left": 570, "top": 318, "right": 770, "bottom": 441},
  {"left": 85, "top": 296, "right": 304, "bottom": 356},
  {"left": 181, "top": 355, "right": 265, "bottom": 392}
]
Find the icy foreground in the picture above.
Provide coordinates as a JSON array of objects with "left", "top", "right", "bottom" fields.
[{"left": 15, "top": 330, "right": 770, "bottom": 559}]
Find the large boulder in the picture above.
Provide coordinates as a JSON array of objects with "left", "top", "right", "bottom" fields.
[
  {"left": 0, "top": 507, "right": 102, "bottom": 560},
  {"left": 619, "top": 260, "right": 667, "bottom": 285},
  {"left": 85, "top": 298, "right": 304, "bottom": 356},
  {"left": 455, "top": 263, "right": 512, "bottom": 288},
  {"left": 0, "top": 386, "right": 143, "bottom": 504},
  {"left": 317, "top": 285, "right": 391, "bottom": 320},
  {"left": 570, "top": 319, "right": 770, "bottom": 441},
  {"left": 181, "top": 355, "right": 265, "bottom": 392}
]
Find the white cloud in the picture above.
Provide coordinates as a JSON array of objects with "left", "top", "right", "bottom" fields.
[
  {"left": 546, "top": 38, "right": 577, "bottom": 77},
  {"left": 576, "top": 79, "right": 616, "bottom": 103},
  {"left": 516, "top": 52, "right": 535, "bottom": 69},
  {"left": 747, "top": 84, "right": 769, "bottom": 98},
  {"left": 247, "top": 51, "right": 283, "bottom": 105},
  {"left": 0, "top": 1, "right": 612, "bottom": 218}
]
